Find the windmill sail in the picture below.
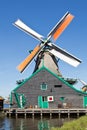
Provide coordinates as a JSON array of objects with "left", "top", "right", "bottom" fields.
[
  {"left": 48, "top": 43, "right": 81, "bottom": 67},
  {"left": 14, "top": 19, "right": 44, "bottom": 42},
  {"left": 17, "top": 45, "right": 42, "bottom": 72},
  {"left": 14, "top": 12, "right": 81, "bottom": 73},
  {"left": 47, "top": 12, "right": 74, "bottom": 41}
]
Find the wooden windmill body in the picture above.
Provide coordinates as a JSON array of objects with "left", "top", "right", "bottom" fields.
[{"left": 33, "top": 50, "right": 62, "bottom": 76}]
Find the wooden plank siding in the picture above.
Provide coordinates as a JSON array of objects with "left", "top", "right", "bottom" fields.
[{"left": 11, "top": 66, "right": 87, "bottom": 108}]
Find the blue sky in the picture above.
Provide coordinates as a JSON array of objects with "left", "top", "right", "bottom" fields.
[{"left": 0, "top": 0, "right": 87, "bottom": 98}]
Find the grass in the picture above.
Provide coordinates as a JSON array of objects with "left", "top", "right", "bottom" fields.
[{"left": 51, "top": 116, "right": 87, "bottom": 130}]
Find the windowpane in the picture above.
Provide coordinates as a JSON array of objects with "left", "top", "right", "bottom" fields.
[{"left": 41, "top": 82, "right": 47, "bottom": 90}]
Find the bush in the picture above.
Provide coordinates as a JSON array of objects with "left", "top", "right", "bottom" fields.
[{"left": 51, "top": 116, "right": 87, "bottom": 130}]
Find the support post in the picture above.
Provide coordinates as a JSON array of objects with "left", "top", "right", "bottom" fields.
[
  {"left": 68, "top": 110, "right": 70, "bottom": 118},
  {"left": 77, "top": 110, "right": 79, "bottom": 118},
  {"left": 59, "top": 110, "right": 60, "bottom": 118}
]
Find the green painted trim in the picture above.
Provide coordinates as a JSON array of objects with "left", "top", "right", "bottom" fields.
[
  {"left": 43, "top": 66, "right": 87, "bottom": 95},
  {"left": 11, "top": 67, "right": 45, "bottom": 92},
  {"left": 11, "top": 65, "right": 87, "bottom": 95},
  {"left": 83, "top": 96, "right": 87, "bottom": 108},
  {"left": 15, "top": 93, "right": 21, "bottom": 108},
  {"left": 11, "top": 91, "right": 21, "bottom": 108},
  {"left": 60, "top": 97, "right": 65, "bottom": 101}
]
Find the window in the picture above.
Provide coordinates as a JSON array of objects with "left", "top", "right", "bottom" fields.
[
  {"left": 42, "top": 96, "right": 47, "bottom": 102},
  {"left": 54, "top": 85, "right": 62, "bottom": 88},
  {"left": 41, "top": 82, "right": 47, "bottom": 90},
  {"left": 60, "top": 97, "right": 65, "bottom": 101}
]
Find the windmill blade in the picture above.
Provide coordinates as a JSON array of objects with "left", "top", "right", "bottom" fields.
[
  {"left": 78, "top": 79, "right": 87, "bottom": 85},
  {"left": 48, "top": 43, "right": 81, "bottom": 67},
  {"left": 17, "top": 44, "right": 43, "bottom": 73},
  {"left": 47, "top": 12, "right": 74, "bottom": 41},
  {"left": 14, "top": 19, "right": 44, "bottom": 42}
]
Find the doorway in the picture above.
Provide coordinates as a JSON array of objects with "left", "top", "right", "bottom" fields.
[{"left": 38, "top": 96, "right": 49, "bottom": 108}]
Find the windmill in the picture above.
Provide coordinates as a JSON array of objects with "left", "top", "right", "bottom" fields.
[{"left": 13, "top": 12, "right": 81, "bottom": 74}]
